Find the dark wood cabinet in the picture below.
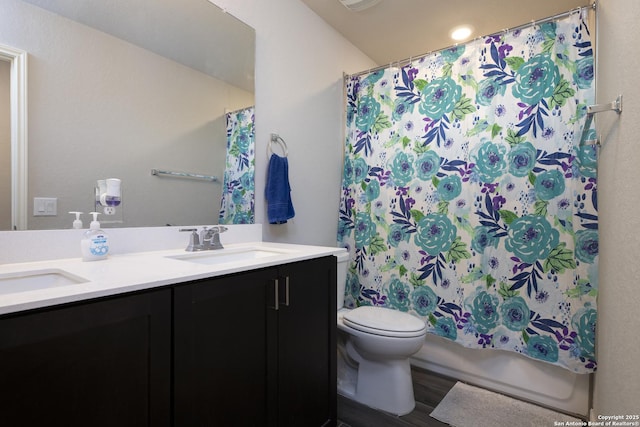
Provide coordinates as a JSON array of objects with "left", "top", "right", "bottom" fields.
[
  {"left": 174, "top": 267, "right": 276, "bottom": 426},
  {"left": 0, "top": 256, "right": 336, "bottom": 427},
  {"left": 174, "top": 256, "right": 337, "bottom": 427},
  {"left": 275, "top": 258, "right": 337, "bottom": 427},
  {"left": 0, "top": 289, "right": 172, "bottom": 427}
]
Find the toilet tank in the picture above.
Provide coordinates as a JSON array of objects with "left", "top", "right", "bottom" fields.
[{"left": 336, "top": 251, "right": 350, "bottom": 310}]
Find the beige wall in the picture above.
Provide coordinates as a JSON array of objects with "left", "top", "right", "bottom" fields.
[
  {"left": 0, "top": 0, "right": 253, "bottom": 229},
  {"left": 592, "top": 0, "right": 640, "bottom": 417},
  {"left": 0, "top": 60, "right": 9, "bottom": 230}
]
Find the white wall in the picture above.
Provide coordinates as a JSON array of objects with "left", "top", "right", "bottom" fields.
[
  {"left": 592, "top": 0, "right": 640, "bottom": 417},
  {"left": 210, "top": 0, "right": 376, "bottom": 247}
]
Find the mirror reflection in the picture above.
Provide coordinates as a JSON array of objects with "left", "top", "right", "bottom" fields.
[{"left": 0, "top": 0, "right": 255, "bottom": 230}]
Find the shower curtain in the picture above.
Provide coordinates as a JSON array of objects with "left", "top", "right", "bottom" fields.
[
  {"left": 337, "top": 11, "right": 597, "bottom": 373},
  {"left": 219, "top": 106, "right": 255, "bottom": 224}
]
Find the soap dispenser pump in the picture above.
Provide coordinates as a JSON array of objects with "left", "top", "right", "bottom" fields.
[
  {"left": 69, "top": 211, "right": 83, "bottom": 229},
  {"left": 81, "top": 212, "right": 109, "bottom": 261}
]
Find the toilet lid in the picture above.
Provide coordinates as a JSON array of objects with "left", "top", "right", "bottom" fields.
[{"left": 343, "top": 306, "right": 427, "bottom": 338}]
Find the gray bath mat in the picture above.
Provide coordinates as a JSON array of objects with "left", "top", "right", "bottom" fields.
[{"left": 430, "top": 382, "right": 582, "bottom": 427}]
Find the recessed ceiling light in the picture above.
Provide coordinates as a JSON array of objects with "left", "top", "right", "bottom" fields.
[{"left": 450, "top": 25, "right": 473, "bottom": 41}]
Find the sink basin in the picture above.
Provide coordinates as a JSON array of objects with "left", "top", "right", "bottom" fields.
[
  {"left": 0, "top": 269, "right": 88, "bottom": 295},
  {"left": 166, "top": 247, "right": 291, "bottom": 266}
]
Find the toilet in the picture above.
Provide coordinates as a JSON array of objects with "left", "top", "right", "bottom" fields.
[{"left": 335, "top": 252, "right": 427, "bottom": 416}]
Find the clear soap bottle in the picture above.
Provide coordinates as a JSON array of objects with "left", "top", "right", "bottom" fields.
[{"left": 81, "top": 212, "right": 109, "bottom": 261}]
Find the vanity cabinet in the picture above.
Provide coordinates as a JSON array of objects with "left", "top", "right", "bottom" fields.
[
  {"left": 0, "top": 255, "right": 336, "bottom": 427},
  {"left": 174, "top": 256, "right": 337, "bottom": 427},
  {"left": 0, "top": 289, "right": 172, "bottom": 427}
]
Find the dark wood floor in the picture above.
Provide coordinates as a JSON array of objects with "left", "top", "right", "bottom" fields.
[{"left": 337, "top": 366, "right": 456, "bottom": 427}]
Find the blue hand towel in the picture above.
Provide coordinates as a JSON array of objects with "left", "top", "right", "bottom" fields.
[{"left": 265, "top": 154, "right": 295, "bottom": 224}]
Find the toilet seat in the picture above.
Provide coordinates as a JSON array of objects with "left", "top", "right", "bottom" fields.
[{"left": 343, "top": 306, "right": 427, "bottom": 338}]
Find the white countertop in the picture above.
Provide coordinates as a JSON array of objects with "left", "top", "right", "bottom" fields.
[{"left": 0, "top": 242, "right": 346, "bottom": 316}]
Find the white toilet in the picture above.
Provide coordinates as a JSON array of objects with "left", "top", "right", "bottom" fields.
[{"left": 335, "top": 252, "right": 427, "bottom": 416}]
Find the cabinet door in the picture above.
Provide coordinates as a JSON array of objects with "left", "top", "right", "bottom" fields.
[
  {"left": 0, "top": 289, "right": 172, "bottom": 427},
  {"left": 174, "top": 268, "right": 278, "bottom": 427},
  {"left": 276, "top": 256, "right": 337, "bottom": 427}
]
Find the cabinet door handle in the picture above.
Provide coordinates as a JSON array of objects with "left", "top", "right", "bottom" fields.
[
  {"left": 276, "top": 276, "right": 290, "bottom": 308},
  {"left": 271, "top": 278, "right": 279, "bottom": 311},
  {"left": 283, "top": 276, "right": 290, "bottom": 307}
]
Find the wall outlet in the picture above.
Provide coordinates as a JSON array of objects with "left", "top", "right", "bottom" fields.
[{"left": 33, "top": 197, "right": 57, "bottom": 216}]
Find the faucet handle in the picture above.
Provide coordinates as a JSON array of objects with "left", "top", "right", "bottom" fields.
[
  {"left": 206, "top": 226, "right": 227, "bottom": 250},
  {"left": 179, "top": 228, "right": 200, "bottom": 251}
]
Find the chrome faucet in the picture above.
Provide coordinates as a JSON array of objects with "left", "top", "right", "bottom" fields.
[{"left": 180, "top": 226, "right": 228, "bottom": 251}]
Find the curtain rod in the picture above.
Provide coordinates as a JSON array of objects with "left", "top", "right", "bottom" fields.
[
  {"left": 225, "top": 105, "right": 254, "bottom": 116},
  {"left": 344, "top": 2, "right": 597, "bottom": 80}
]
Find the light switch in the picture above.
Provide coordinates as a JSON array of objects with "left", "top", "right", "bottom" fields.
[{"left": 33, "top": 197, "right": 58, "bottom": 216}]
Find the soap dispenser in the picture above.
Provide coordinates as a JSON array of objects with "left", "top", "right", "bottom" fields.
[
  {"left": 81, "top": 212, "right": 109, "bottom": 261},
  {"left": 69, "top": 211, "right": 83, "bottom": 229}
]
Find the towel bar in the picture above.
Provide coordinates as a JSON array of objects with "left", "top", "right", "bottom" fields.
[{"left": 151, "top": 169, "right": 218, "bottom": 182}]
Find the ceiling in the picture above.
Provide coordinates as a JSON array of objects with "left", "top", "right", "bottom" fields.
[{"left": 301, "top": 0, "right": 592, "bottom": 66}]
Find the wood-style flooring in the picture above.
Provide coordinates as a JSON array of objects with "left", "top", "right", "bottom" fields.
[{"left": 337, "top": 366, "right": 455, "bottom": 427}]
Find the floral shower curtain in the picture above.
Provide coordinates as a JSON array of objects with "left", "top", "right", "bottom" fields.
[
  {"left": 219, "top": 106, "right": 255, "bottom": 224},
  {"left": 337, "top": 11, "right": 597, "bottom": 373}
]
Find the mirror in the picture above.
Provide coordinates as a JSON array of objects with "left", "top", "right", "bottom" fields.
[{"left": 0, "top": 0, "right": 255, "bottom": 230}]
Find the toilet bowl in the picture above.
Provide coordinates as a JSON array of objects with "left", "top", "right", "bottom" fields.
[{"left": 335, "top": 252, "right": 427, "bottom": 416}]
